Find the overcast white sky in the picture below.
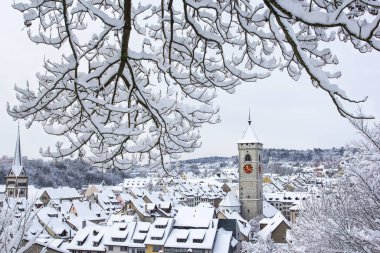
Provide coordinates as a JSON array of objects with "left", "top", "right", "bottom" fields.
[{"left": 0, "top": 3, "right": 379, "bottom": 161}]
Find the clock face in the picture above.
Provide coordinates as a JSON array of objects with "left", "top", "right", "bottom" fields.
[{"left": 243, "top": 164, "right": 253, "bottom": 174}]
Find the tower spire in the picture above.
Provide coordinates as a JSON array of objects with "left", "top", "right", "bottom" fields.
[
  {"left": 13, "top": 123, "right": 22, "bottom": 166},
  {"left": 248, "top": 108, "right": 252, "bottom": 125}
]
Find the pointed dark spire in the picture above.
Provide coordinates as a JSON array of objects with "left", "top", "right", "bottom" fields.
[
  {"left": 248, "top": 108, "right": 252, "bottom": 125},
  {"left": 13, "top": 123, "right": 22, "bottom": 166}
]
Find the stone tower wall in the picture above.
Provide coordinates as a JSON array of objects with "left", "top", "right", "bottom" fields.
[{"left": 238, "top": 142, "right": 263, "bottom": 220}]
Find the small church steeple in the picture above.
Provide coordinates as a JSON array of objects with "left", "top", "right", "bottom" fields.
[
  {"left": 13, "top": 123, "right": 22, "bottom": 167},
  {"left": 6, "top": 124, "right": 28, "bottom": 199},
  {"left": 248, "top": 108, "right": 252, "bottom": 126}
]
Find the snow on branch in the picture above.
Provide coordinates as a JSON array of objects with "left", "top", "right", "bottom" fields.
[{"left": 8, "top": 0, "right": 378, "bottom": 171}]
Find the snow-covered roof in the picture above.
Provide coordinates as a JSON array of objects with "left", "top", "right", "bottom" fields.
[
  {"left": 263, "top": 200, "right": 280, "bottom": 218},
  {"left": 95, "top": 190, "right": 121, "bottom": 214},
  {"left": 197, "top": 202, "right": 214, "bottom": 208},
  {"left": 106, "top": 214, "right": 135, "bottom": 226},
  {"left": 237, "top": 124, "right": 260, "bottom": 144},
  {"left": 10, "top": 165, "right": 25, "bottom": 177},
  {"left": 33, "top": 238, "right": 70, "bottom": 253},
  {"left": 71, "top": 200, "right": 107, "bottom": 221},
  {"left": 127, "top": 222, "right": 150, "bottom": 248},
  {"left": 219, "top": 192, "right": 240, "bottom": 208},
  {"left": 165, "top": 219, "right": 219, "bottom": 250},
  {"left": 144, "top": 218, "right": 174, "bottom": 245},
  {"left": 123, "top": 178, "right": 151, "bottom": 189},
  {"left": 37, "top": 206, "right": 74, "bottom": 238},
  {"left": 174, "top": 206, "right": 215, "bottom": 228},
  {"left": 258, "top": 212, "right": 290, "bottom": 240},
  {"left": 218, "top": 210, "right": 251, "bottom": 237},
  {"left": 67, "top": 225, "right": 106, "bottom": 252},
  {"left": 103, "top": 222, "right": 136, "bottom": 246},
  {"left": 44, "top": 187, "right": 81, "bottom": 200},
  {"left": 212, "top": 228, "right": 232, "bottom": 253}
]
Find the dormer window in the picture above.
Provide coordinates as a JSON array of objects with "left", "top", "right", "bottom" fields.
[
  {"left": 112, "top": 237, "right": 126, "bottom": 242},
  {"left": 59, "top": 230, "right": 68, "bottom": 237}
]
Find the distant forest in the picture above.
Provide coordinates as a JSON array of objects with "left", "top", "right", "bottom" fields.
[
  {"left": 183, "top": 147, "right": 346, "bottom": 165},
  {"left": 0, "top": 159, "right": 130, "bottom": 189},
  {"left": 0, "top": 147, "right": 346, "bottom": 188}
]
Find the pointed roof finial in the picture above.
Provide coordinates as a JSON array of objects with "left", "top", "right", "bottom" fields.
[
  {"left": 13, "top": 123, "right": 22, "bottom": 167},
  {"left": 248, "top": 108, "right": 252, "bottom": 126}
]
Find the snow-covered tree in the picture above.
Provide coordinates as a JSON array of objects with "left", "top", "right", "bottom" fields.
[
  {"left": 7, "top": 0, "right": 379, "bottom": 170},
  {"left": 241, "top": 239, "right": 290, "bottom": 253},
  {"left": 0, "top": 200, "right": 36, "bottom": 253},
  {"left": 290, "top": 124, "right": 380, "bottom": 252}
]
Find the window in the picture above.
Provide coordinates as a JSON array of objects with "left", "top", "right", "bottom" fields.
[
  {"left": 108, "top": 246, "right": 113, "bottom": 251},
  {"left": 177, "top": 238, "right": 187, "bottom": 242},
  {"left": 245, "top": 154, "right": 251, "bottom": 162},
  {"left": 193, "top": 239, "right": 203, "bottom": 243},
  {"left": 153, "top": 245, "right": 161, "bottom": 251},
  {"left": 120, "top": 246, "right": 128, "bottom": 251},
  {"left": 112, "top": 237, "right": 126, "bottom": 242}
]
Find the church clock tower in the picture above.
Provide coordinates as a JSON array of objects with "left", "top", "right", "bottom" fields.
[{"left": 238, "top": 112, "right": 263, "bottom": 220}]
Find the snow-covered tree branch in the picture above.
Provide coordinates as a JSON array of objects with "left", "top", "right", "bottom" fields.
[
  {"left": 0, "top": 200, "right": 36, "bottom": 253},
  {"left": 7, "top": 0, "right": 379, "bottom": 169},
  {"left": 290, "top": 125, "right": 380, "bottom": 252}
]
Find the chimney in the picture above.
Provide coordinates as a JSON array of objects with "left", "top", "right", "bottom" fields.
[
  {"left": 82, "top": 219, "right": 86, "bottom": 229},
  {"left": 89, "top": 202, "right": 92, "bottom": 210}
]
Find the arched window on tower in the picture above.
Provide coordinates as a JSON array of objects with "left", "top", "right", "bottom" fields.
[{"left": 245, "top": 154, "right": 251, "bottom": 162}]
